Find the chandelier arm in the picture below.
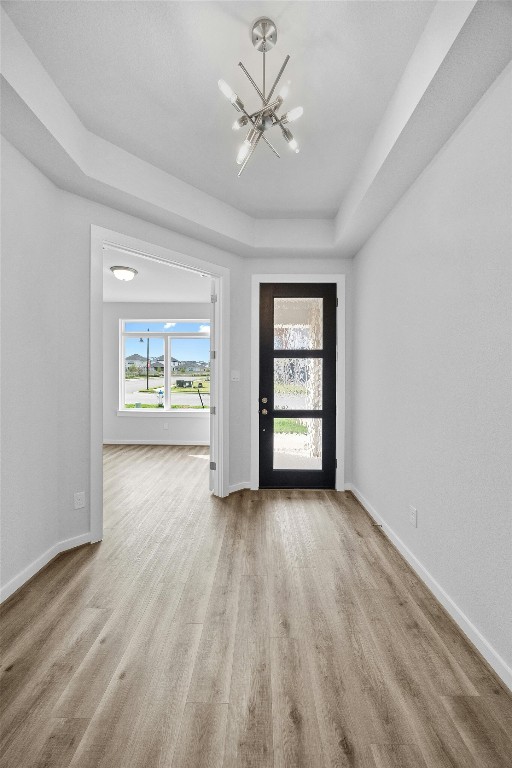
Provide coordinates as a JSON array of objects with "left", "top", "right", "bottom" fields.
[
  {"left": 238, "top": 132, "right": 262, "bottom": 177},
  {"left": 263, "top": 49, "right": 266, "bottom": 102},
  {"left": 268, "top": 108, "right": 283, "bottom": 128},
  {"left": 266, "top": 55, "right": 290, "bottom": 103},
  {"left": 254, "top": 120, "right": 280, "bottom": 158},
  {"left": 239, "top": 56, "right": 290, "bottom": 110},
  {"left": 249, "top": 97, "right": 282, "bottom": 121},
  {"left": 238, "top": 62, "right": 265, "bottom": 102},
  {"left": 264, "top": 55, "right": 291, "bottom": 128},
  {"left": 260, "top": 133, "right": 280, "bottom": 158}
]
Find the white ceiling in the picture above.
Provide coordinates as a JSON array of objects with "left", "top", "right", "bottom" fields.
[
  {"left": 103, "top": 249, "right": 211, "bottom": 303},
  {"left": 2, "top": 0, "right": 435, "bottom": 219}
]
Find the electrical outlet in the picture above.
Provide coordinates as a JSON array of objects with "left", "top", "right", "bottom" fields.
[
  {"left": 163, "top": 422, "right": 169, "bottom": 430},
  {"left": 74, "top": 491, "right": 86, "bottom": 510},
  {"left": 409, "top": 505, "right": 417, "bottom": 528}
]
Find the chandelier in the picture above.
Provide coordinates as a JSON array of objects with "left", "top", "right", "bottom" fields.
[{"left": 218, "top": 18, "right": 303, "bottom": 176}]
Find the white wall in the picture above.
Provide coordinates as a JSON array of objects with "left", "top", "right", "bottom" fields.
[
  {"left": 103, "top": 302, "right": 210, "bottom": 445},
  {"left": 1, "top": 139, "right": 90, "bottom": 597},
  {"left": 351, "top": 65, "right": 512, "bottom": 684}
]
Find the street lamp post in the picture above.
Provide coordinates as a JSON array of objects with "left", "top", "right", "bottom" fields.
[{"left": 140, "top": 328, "right": 150, "bottom": 390}]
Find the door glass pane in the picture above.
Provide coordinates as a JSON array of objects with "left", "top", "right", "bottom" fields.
[
  {"left": 274, "top": 359, "right": 322, "bottom": 410},
  {"left": 274, "top": 297, "right": 323, "bottom": 350},
  {"left": 171, "top": 338, "right": 210, "bottom": 409},
  {"left": 124, "top": 337, "right": 165, "bottom": 408},
  {"left": 273, "top": 418, "right": 322, "bottom": 470}
]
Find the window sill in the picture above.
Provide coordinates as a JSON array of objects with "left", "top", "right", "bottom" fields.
[{"left": 117, "top": 409, "right": 209, "bottom": 418}]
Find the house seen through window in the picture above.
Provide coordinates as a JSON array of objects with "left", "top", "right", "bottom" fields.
[{"left": 121, "top": 321, "right": 210, "bottom": 411}]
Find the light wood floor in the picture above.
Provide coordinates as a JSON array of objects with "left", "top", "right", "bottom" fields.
[{"left": 1, "top": 445, "right": 511, "bottom": 768}]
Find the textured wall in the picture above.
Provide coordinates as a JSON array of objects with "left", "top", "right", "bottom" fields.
[{"left": 352, "top": 66, "right": 512, "bottom": 672}]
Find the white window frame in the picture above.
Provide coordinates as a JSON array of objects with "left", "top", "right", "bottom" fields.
[{"left": 120, "top": 319, "right": 211, "bottom": 413}]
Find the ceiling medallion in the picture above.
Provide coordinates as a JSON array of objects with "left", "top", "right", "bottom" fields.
[{"left": 218, "top": 17, "right": 303, "bottom": 177}]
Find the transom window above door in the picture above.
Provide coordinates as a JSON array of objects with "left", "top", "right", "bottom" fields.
[{"left": 120, "top": 320, "right": 210, "bottom": 412}]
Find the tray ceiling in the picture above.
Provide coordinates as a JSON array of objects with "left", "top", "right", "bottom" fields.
[{"left": 2, "top": 0, "right": 435, "bottom": 218}]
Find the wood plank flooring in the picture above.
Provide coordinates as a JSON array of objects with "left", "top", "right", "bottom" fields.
[{"left": 1, "top": 444, "right": 511, "bottom": 767}]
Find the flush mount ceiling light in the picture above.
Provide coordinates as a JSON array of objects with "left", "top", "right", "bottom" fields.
[
  {"left": 110, "top": 266, "right": 138, "bottom": 281},
  {"left": 218, "top": 17, "right": 303, "bottom": 177}
]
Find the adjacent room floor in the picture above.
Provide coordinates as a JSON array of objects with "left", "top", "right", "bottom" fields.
[{"left": 1, "top": 445, "right": 511, "bottom": 767}]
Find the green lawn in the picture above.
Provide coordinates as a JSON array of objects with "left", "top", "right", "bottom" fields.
[
  {"left": 124, "top": 403, "right": 163, "bottom": 409},
  {"left": 274, "top": 418, "right": 308, "bottom": 435},
  {"left": 124, "top": 403, "right": 208, "bottom": 410},
  {"left": 171, "top": 404, "right": 208, "bottom": 409}
]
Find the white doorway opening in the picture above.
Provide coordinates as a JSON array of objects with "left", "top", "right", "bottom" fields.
[{"left": 90, "top": 226, "right": 230, "bottom": 542}]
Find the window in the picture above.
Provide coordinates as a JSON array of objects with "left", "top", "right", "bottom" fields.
[{"left": 121, "top": 320, "right": 210, "bottom": 411}]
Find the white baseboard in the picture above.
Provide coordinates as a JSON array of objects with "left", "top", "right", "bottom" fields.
[
  {"left": 0, "top": 532, "right": 91, "bottom": 604},
  {"left": 103, "top": 439, "right": 210, "bottom": 446},
  {"left": 228, "top": 481, "right": 251, "bottom": 494},
  {"left": 346, "top": 484, "right": 512, "bottom": 692}
]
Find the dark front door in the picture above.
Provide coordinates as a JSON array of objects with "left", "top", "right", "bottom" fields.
[{"left": 259, "top": 283, "right": 337, "bottom": 489}]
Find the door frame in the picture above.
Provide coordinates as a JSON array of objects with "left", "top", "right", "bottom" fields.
[
  {"left": 250, "top": 274, "right": 345, "bottom": 491},
  {"left": 90, "top": 225, "right": 230, "bottom": 543}
]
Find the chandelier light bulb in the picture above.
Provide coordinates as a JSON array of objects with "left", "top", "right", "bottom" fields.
[
  {"left": 278, "top": 82, "right": 290, "bottom": 100},
  {"left": 286, "top": 106, "right": 303, "bottom": 123},
  {"left": 289, "top": 138, "right": 299, "bottom": 153},
  {"left": 236, "top": 139, "right": 252, "bottom": 165},
  {"left": 218, "top": 79, "right": 237, "bottom": 104}
]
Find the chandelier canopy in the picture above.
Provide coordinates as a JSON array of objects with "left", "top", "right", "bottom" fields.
[{"left": 218, "top": 18, "right": 303, "bottom": 177}]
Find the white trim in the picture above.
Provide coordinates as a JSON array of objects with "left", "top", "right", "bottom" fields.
[
  {"left": 123, "top": 331, "right": 210, "bottom": 337},
  {"left": 228, "top": 481, "right": 251, "bottom": 494},
  {"left": 212, "top": 270, "right": 230, "bottom": 496},
  {"left": 0, "top": 533, "right": 91, "bottom": 603},
  {"left": 104, "top": 439, "right": 210, "bottom": 446},
  {"left": 250, "top": 274, "right": 346, "bottom": 491},
  {"left": 346, "top": 483, "right": 512, "bottom": 693},
  {"left": 91, "top": 226, "right": 230, "bottom": 544},
  {"left": 116, "top": 410, "right": 209, "bottom": 418},
  {"left": 122, "top": 317, "right": 210, "bottom": 323},
  {"left": 164, "top": 336, "right": 171, "bottom": 411},
  {"left": 90, "top": 227, "right": 104, "bottom": 543}
]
